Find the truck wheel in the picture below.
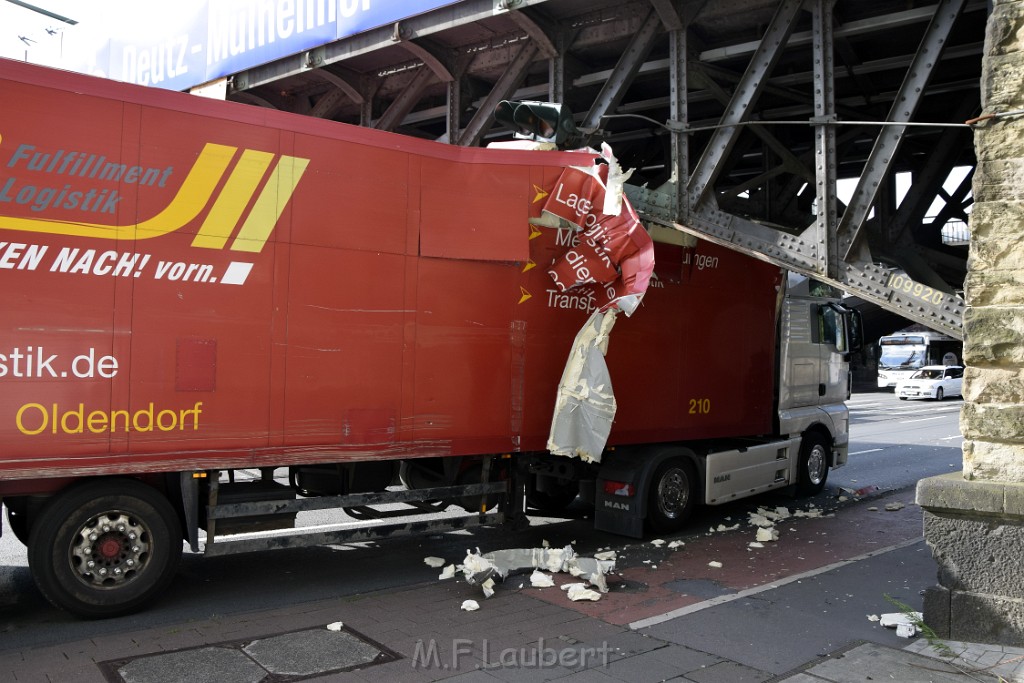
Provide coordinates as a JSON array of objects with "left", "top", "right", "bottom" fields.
[
  {"left": 526, "top": 476, "right": 579, "bottom": 513},
  {"left": 27, "top": 479, "right": 182, "bottom": 618},
  {"left": 647, "top": 458, "right": 696, "bottom": 533},
  {"left": 796, "top": 433, "right": 830, "bottom": 496}
]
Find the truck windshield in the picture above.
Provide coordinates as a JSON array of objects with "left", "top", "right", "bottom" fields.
[{"left": 879, "top": 347, "right": 924, "bottom": 370}]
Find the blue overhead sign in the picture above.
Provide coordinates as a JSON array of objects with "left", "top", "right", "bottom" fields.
[{"left": 67, "top": 0, "right": 458, "bottom": 91}]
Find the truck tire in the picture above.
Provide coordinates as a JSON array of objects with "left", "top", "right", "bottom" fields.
[
  {"left": 647, "top": 458, "right": 696, "bottom": 533},
  {"left": 796, "top": 433, "right": 830, "bottom": 496},
  {"left": 27, "top": 479, "right": 182, "bottom": 619}
]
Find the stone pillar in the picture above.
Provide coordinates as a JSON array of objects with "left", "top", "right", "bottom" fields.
[{"left": 916, "top": 0, "right": 1024, "bottom": 646}]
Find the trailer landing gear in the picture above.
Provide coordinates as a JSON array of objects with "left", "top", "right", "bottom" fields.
[{"left": 27, "top": 479, "right": 182, "bottom": 618}]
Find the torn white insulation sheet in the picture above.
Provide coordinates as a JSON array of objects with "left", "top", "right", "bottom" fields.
[{"left": 547, "top": 309, "right": 618, "bottom": 462}]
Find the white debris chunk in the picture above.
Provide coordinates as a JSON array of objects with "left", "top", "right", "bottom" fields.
[
  {"left": 668, "top": 540, "right": 685, "bottom": 549},
  {"left": 570, "top": 558, "right": 614, "bottom": 592},
  {"left": 716, "top": 523, "right": 740, "bottom": 532},
  {"left": 748, "top": 512, "right": 774, "bottom": 527},
  {"left": 867, "top": 614, "right": 880, "bottom": 622},
  {"left": 838, "top": 496, "right": 849, "bottom": 502},
  {"left": 594, "top": 550, "right": 617, "bottom": 561},
  {"left": 642, "top": 560, "right": 651, "bottom": 564},
  {"left": 461, "top": 600, "right": 480, "bottom": 612},
  {"left": 749, "top": 542, "right": 765, "bottom": 549},
  {"left": 566, "top": 584, "right": 602, "bottom": 602},
  {"left": 439, "top": 565, "right": 456, "bottom": 580},
  {"left": 542, "top": 539, "right": 550, "bottom": 548},
  {"left": 482, "top": 578, "right": 495, "bottom": 598},
  {"left": 461, "top": 549, "right": 495, "bottom": 581},
  {"left": 326, "top": 621, "right": 344, "bottom": 631},
  {"left": 793, "top": 509, "right": 822, "bottom": 518},
  {"left": 885, "top": 502, "right": 906, "bottom": 511},
  {"left": 896, "top": 623, "right": 917, "bottom": 638},
  {"left": 880, "top": 612, "right": 921, "bottom": 629},
  {"left": 460, "top": 545, "right": 614, "bottom": 594},
  {"left": 774, "top": 506, "right": 792, "bottom": 519},
  {"left": 868, "top": 506, "right": 879, "bottom": 511},
  {"left": 708, "top": 561, "right": 723, "bottom": 568},
  {"left": 424, "top": 556, "right": 446, "bottom": 568},
  {"left": 531, "top": 570, "right": 555, "bottom": 588},
  {"left": 756, "top": 526, "right": 779, "bottom": 543},
  {"left": 650, "top": 539, "right": 666, "bottom": 547}
]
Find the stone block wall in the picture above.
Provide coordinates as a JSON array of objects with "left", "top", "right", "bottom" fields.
[{"left": 917, "top": 0, "right": 1024, "bottom": 645}]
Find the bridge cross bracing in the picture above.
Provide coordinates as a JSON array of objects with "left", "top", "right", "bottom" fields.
[{"left": 226, "top": 0, "right": 985, "bottom": 338}]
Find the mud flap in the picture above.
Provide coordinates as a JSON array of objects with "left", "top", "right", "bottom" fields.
[{"left": 593, "top": 450, "right": 650, "bottom": 538}]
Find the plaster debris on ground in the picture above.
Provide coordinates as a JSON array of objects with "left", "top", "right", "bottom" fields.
[
  {"left": 326, "top": 621, "right": 344, "bottom": 631},
  {"left": 668, "top": 540, "right": 685, "bottom": 549},
  {"left": 530, "top": 569, "right": 555, "bottom": 588},
  {"left": 423, "top": 556, "right": 446, "bottom": 568},
  {"left": 457, "top": 545, "right": 616, "bottom": 599},
  {"left": 756, "top": 526, "right": 780, "bottom": 543},
  {"left": 461, "top": 600, "right": 480, "bottom": 611},
  {"left": 708, "top": 561, "right": 723, "bottom": 568},
  {"left": 650, "top": 539, "right": 666, "bottom": 547},
  {"left": 438, "top": 564, "right": 456, "bottom": 580},
  {"left": 879, "top": 612, "right": 922, "bottom": 638},
  {"left": 562, "top": 583, "right": 602, "bottom": 601},
  {"left": 885, "top": 502, "right": 906, "bottom": 511}
]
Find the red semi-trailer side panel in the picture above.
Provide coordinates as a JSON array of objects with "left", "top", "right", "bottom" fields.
[{"left": 0, "top": 59, "right": 780, "bottom": 482}]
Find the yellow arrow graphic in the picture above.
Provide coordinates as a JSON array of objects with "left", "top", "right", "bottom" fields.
[
  {"left": 522, "top": 260, "right": 536, "bottom": 273},
  {"left": 532, "top": 184, "right": 549, "bottom": 203},
  {"left": 529, "top": 225, "right": 543, "bottom": 240},
  {"left": 518, "top": 287, "right": 532, "bottom": 304}
]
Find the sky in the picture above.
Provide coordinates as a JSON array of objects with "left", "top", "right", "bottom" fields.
[{"left": 0, "top": 0, "right": 89, "bottom": 64}]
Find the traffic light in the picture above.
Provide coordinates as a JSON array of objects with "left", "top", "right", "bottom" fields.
[{"left": 494, "top": 100, "right": 583, "bottom": 148}]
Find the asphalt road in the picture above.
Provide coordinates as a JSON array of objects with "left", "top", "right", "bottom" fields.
[{"left": 0, "top": 388, "right": 962, "bottom": 650}]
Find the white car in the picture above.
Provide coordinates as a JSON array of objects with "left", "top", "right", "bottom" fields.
[{"left": 895, "top": 365, "right": 964, "bottom": 401}]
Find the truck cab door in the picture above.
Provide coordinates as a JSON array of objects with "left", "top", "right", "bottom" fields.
[{"left": 816, "top": 303, "right": 861, "bottom": 403}]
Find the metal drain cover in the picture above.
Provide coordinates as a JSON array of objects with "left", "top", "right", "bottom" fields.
[{"left": 101, "top": 625, "right": 399, "bottom": 682}]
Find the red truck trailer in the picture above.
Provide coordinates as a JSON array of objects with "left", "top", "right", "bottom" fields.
[{"left": 0, "top": 58, "right": 858, "bottom": 617}]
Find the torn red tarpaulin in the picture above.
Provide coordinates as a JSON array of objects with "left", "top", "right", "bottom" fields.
[{"left": 541, "top": 153, "right": 654, "bottom": 316}]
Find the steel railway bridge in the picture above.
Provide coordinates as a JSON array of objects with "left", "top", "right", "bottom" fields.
[{"left": 222, "top": 0, "right": 983, "bottom": 338}]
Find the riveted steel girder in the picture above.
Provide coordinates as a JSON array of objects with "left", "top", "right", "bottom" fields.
[
  {"left": 581, "top": 9, "right": 663, "bottom": 130},
  {"left": 837, "top": 0, "right": 968, "bottom": 262},
  {"left": 810, "top": 0, "right": 838, "bottom": 280},
  {"left": 375, "top": 67, "right": 437, "bottom": 132},
  {"left": 685, "top": 0, "right": 804, "bottom": 207},
  {"left": 458, "top": 42, "right": 540, "bottom": 146}
]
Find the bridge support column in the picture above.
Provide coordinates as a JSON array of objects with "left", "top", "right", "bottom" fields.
[{"left": 917, "top": 0, "right": 1024, "bottom": 647}]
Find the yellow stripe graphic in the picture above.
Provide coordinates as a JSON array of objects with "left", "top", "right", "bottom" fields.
[
  {"left": 0, "top": 143, "right": 236, "bottom": 241},
  {"left": 230, "top": 155, "right": 310, "bottom": 253},
  {"left": 191, "top": 149, "right": 275, "bottom": 250}
]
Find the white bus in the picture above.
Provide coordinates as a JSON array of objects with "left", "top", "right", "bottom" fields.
[{"left": 876, "top": 331, "right": 962, "bottom": 389}]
